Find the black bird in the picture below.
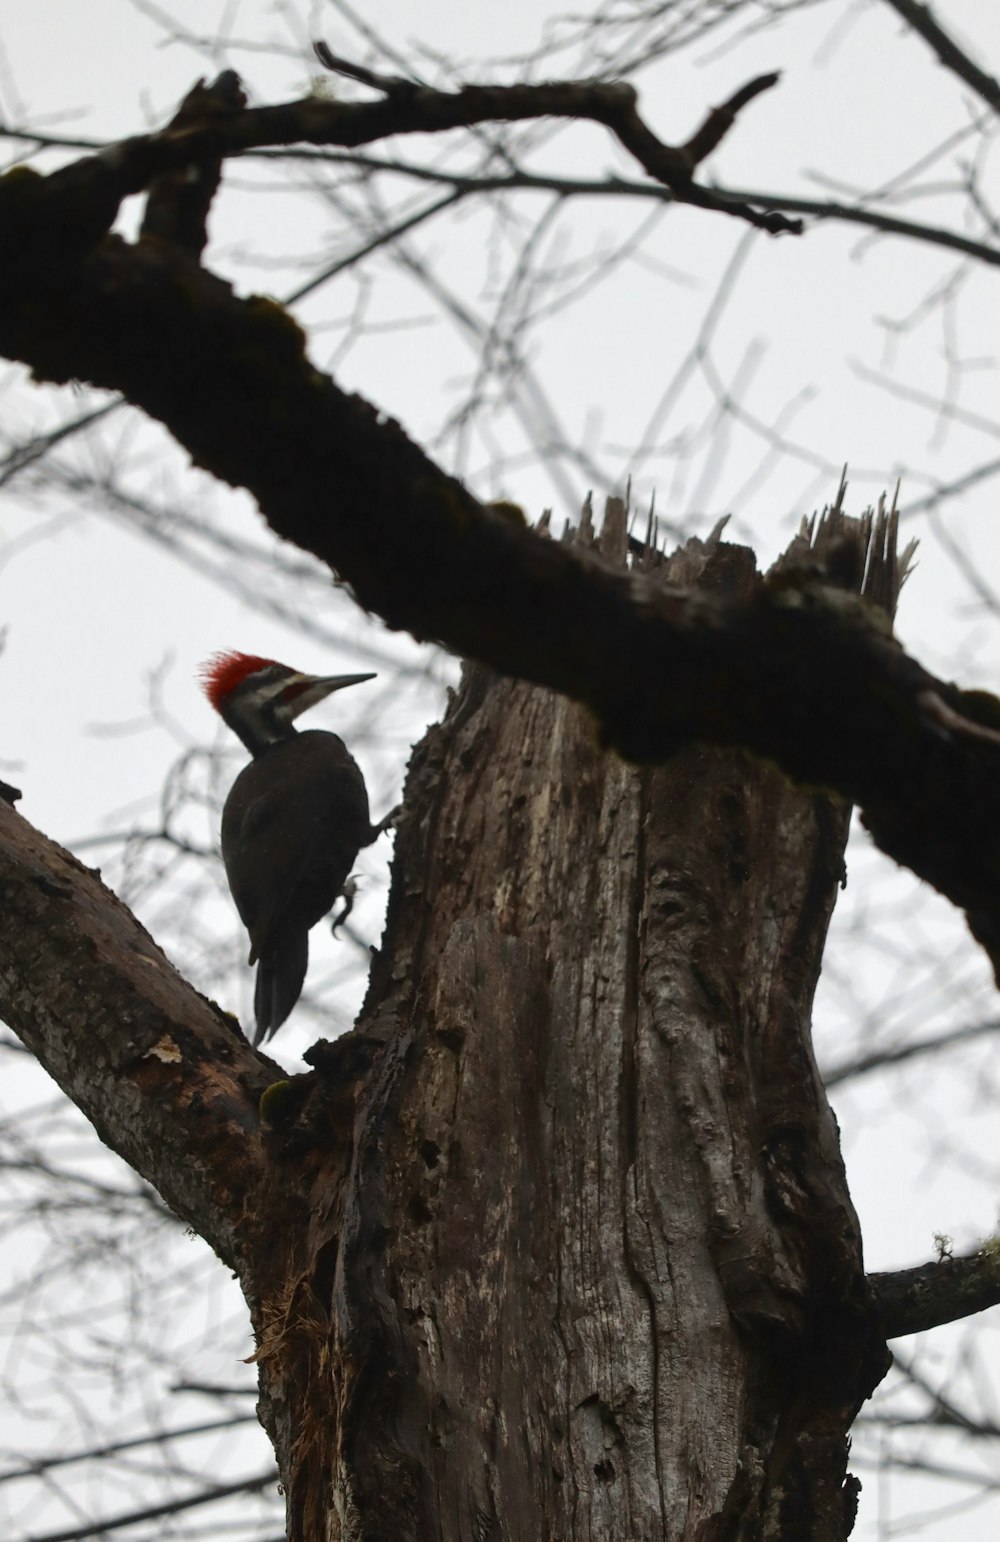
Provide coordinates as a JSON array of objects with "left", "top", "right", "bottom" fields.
[{"left": 203, "top": 651, "right": 378, "bottom": 1044}]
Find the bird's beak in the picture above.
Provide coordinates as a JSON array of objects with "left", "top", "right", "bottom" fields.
[{"left": 285, "top": 671, "right": 376, "bottom": 721}]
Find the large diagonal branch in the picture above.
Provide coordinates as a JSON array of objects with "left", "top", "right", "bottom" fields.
[
  {"left": 3, "top": 130, "right": 1000, "bottom": 979},
  {"left": 0, "top": 798, "right": 288, "bottom": 1273}
]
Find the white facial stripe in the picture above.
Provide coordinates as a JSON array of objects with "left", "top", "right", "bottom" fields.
[{"left": 255, "top": 671, "right": 305, "bottom": 706}]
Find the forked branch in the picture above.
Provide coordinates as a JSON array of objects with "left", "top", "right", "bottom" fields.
[
  {"left": 0, "top": 56, "right": 798, "bottom": 248},
  {"left": 311, "top": 44, "right": 796, "bottom": 234}
]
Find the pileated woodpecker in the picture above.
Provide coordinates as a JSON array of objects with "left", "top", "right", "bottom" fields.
[{"left": 202, "top": 651, "right": 378, "bottom": 1045}]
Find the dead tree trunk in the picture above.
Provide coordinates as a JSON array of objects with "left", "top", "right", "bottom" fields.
[{"left": 250, "top": 502, "right": 892, "bottom": 1541}]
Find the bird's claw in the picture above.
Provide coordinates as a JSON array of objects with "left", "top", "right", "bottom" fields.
[
  {"left": 371, "top": 803, "right": 402, "bottom": 839},
  {"left": 331, "top": 876, "right": 358, "bottom": 934}
]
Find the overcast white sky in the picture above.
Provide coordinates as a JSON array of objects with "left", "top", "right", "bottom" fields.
[{"left": 3, "top": 2, "right": 1000, "bottom": 1538}]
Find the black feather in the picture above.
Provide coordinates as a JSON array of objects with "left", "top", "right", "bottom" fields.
[
  {"left": 253, "top": 928, "right": 309, "bottom": 1046},
  {"left": 220, "top": 730, "right": 371, "bottom": 1041}
]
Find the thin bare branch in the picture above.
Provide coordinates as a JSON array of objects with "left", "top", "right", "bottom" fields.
[
  {"left": 27, "top": 1471, "right": 276, "bottom": 1542},
  {"left": 881, "top": 0, "right": 1000, "bottom": 116},
  {"left": 824, "top": 1017, "right": 1000, "bottom": 1085},
  {"left": 253, "top": 150, "right": 1000, "bottom": 268}
]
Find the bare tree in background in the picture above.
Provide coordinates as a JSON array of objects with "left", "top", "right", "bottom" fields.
[{"left": 2, "top": 2, "right": 1000, "bottom": 1537}]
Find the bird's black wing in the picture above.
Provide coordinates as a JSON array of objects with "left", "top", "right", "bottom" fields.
[{"left": 220, "top": 731, "right": 370, "bottom": 965}]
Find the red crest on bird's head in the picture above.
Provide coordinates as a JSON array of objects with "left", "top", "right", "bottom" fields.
[{"left": 200, "top": 651, "right": 281, "bottom": 710}]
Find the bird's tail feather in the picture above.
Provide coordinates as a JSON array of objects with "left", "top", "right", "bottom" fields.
[{"left": 253, "top": 929, "right": 309, "bottom": 1046}]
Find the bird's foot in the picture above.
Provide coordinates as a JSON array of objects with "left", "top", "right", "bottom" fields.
[
  {"left": 331, "top": 877, "right": 358, "bottom": 934},
  {"left": 371, "top": 803, "right": 402, "bottom": 840}
]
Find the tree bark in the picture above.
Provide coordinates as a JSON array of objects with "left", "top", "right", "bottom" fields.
[{"left": 251, "top": 505, "right": 891, "bottom": 1541}]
